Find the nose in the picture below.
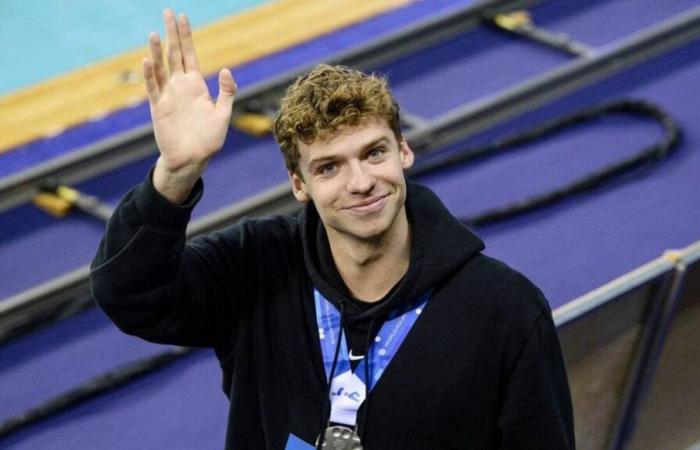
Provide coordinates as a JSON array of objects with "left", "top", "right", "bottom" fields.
[{"left": 346, "top": 161, "right": 375, "bottom": 194}]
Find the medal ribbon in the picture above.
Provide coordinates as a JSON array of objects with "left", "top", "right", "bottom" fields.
[{"left": 314, "top": 288, "right": 429, "bottom": 425}]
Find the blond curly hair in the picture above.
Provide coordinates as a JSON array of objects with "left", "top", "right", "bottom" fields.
[{"left": 273, "top": 64, "right": 401, "bottom": 175}]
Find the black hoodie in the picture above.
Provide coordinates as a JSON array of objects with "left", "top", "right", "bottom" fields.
[{"left": 90, "top": 172, "right": 574, "bottom": 449}]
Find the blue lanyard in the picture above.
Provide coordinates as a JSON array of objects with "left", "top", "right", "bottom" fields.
[{"left": 314, "top": 288, "right": 429, "bottom": 425}]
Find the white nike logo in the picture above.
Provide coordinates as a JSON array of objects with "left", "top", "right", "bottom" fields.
[{"left": 348, "top": 350, "right": 364, "bottom": 361}]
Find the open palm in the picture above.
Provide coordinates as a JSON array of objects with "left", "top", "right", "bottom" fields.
[{"left": 144, "top": 10, "right": 236, "bottom": 173}]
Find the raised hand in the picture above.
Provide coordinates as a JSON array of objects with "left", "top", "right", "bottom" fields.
[{"left": 145, "top": 9, "right": 237, "bottom": 203}]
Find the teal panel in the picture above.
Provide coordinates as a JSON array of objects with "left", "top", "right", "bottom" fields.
[{"left": 0, "top": 0, "right": 270, "bottom": 94}]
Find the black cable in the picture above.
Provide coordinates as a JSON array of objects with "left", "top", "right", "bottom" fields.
[
  {"left": 0, "top": 347, "right": 194, "bottom": 440},
  {"left": 408, "top": 99, "right": 681, "bottom": 227}
]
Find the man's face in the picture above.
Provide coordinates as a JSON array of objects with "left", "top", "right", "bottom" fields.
[{"left": 289, "top": 118, "right": 415, "bottom": 242}]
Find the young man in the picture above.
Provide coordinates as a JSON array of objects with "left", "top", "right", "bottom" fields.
[{"left": 91, "top": 10, "right": 574, "bottom": 450}]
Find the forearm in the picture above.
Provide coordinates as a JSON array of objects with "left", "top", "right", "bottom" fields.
[{"left": 89, "top": 169, "right": 208, "bottom": 343}]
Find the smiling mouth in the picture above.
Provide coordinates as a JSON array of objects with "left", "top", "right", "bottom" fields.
[{"left": 346, "top": 194, "right": 389, "bottom": 213}]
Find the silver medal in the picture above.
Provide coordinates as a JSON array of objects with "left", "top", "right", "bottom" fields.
[{"left": 315, "top": 425, "right": 362, "bottom": 450}]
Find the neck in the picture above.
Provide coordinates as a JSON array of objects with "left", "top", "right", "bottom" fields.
[{"left": 326, "top": 209, "right": 411, "bottom": 302}]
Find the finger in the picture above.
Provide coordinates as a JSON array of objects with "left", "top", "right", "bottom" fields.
[
  {"left": 142, "top": 58, "right": 160, "bottom": 104},
  {"left": 177, "top": 14, "right": 200, "bottom": 73},
  {"left": 216, "top": 68, "right": 237, "bottom": 118},
  {"left": 149, "top": 32, "right": 168, "bottom": 89},
  {"left": 163, "top": 9, "right": 184, "bottom": 74}
]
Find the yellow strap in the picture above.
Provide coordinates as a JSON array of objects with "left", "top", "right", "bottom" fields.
[
  {"left": 233, "top": 113, "right": 275, "bottom": 136},
  {"left": 492, "top": 11, "right": 532, "bottom": 31},
  {"left": 33, "top": 192, "right": 73, "bottom": 217}
]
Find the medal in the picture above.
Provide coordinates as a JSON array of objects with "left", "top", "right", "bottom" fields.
[{"left": 316, "top": 425, "right": 362, "bottom": 450}]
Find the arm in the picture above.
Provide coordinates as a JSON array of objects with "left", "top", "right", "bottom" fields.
[
  {"left": 90, "top": 10, "right": 239, "bottom": 347},
  {"left": 90, "top": 172, "right": 238, "bottom": 347}
]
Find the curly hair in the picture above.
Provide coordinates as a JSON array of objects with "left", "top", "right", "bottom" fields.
[{"left": 273, "top": 64, "right": 401, "bottom": 175}]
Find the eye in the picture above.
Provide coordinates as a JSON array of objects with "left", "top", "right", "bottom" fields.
[
  {"left": 367, "top": 147, "right": 385, "bottom": 159},
  {"left": 317, "top": 162, "right": 337, "bottom": 176}
]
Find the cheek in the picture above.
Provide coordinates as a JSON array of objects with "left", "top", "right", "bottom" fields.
[
  {"left": 383, "top": 164, "right": 407, "bottom": 186},
  {"left": 310, "top": 182, "right": 342, "bottom": 209}
]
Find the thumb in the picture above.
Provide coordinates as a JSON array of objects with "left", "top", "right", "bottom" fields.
[{"left": 216, "top": 68, "right": 237, "bottom": 118}]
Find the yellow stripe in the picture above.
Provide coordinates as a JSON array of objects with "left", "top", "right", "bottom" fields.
[{"left": 0, "top": 0, "right": 410, "bottom": 154}]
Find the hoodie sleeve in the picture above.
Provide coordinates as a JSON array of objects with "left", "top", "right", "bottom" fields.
[
  {"left": 90, "top": 170, "right": 244, "bottom": 348},
  {"left": 497, "top": 307, "right": 575, "bottom": 449}
]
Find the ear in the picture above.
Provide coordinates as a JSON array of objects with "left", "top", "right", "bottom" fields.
[
  {"left": 288, "top": 171, "right": 311, "bottom": 203},
  {"left": 399, "top": 139, "right": 415, "bottom": 170}
]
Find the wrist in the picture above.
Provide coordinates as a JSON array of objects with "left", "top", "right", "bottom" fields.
[{"left": 152, "top": 157, "right": 207, "bottom": 204}]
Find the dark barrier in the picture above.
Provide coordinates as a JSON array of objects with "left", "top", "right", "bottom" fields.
[
  {"left": 555, "top": 257, "right": 678, "bottom": 449},
  {"left": 628, "top": 242, "right": 700, "bottom": 450}
]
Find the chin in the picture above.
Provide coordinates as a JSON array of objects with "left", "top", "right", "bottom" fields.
[
  {"left": 346, "top": 218, "right": 394, "bottom": 241},
  {"left": 350, "top": 228, "right": 385, "bottom": 241}
]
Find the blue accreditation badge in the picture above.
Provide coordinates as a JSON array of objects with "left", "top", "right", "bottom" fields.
[
  {"left": 314, "top": 288, "right": 430, "bottom": 426},
  {"left": 285, "top": 433, "right": 314, "bottom": 450}
]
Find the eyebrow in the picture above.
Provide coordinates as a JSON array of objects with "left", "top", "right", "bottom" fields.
[{"left": 306, "top": 136, "right": 391, "bottom": 171}]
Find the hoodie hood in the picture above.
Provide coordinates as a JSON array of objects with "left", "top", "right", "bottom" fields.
[{"left": 300, "top": 179, "right": 485, "bottom": 319}]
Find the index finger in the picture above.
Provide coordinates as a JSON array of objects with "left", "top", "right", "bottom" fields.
[{"left": 177, "top": 14, "right": 200, "bottom": 73}]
